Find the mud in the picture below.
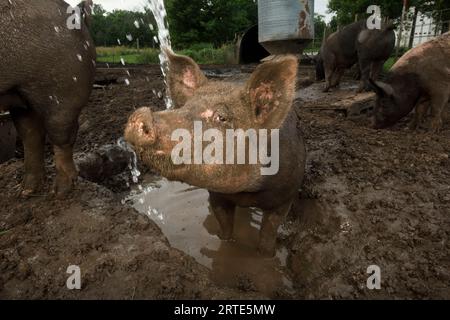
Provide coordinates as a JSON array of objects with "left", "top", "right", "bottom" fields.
[
  {"left": 0, "top": 64, "right": 449, "bottom": 299},
  {"left": 125, "top": 175, "right": 293, "bottom": 297}
]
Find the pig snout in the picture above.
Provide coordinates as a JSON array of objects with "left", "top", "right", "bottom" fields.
[{"left": 125, "top": 107, "right": 157, "bottom": 147}]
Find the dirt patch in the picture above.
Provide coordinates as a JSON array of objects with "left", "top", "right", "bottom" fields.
[
  {"left": 0, "top": 64, "right": 448, "bottom": 299},
  {"left": 290, "top": 82, "right": 450, "bottom": 299}
]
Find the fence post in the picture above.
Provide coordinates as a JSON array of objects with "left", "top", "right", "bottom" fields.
[
  {"left": 396, "top": 0, "right": 408, "bottom": 58},
  {"left": 408, "top": 7, "right": 418, "bottom": 48}
]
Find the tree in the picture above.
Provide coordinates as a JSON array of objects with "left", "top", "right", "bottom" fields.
[
  {"left": 328, "top": 0, "right": 450, "bottom": 28},
  {"left": 90, "top": 4, "right": 157, "bottom": 47},
  {"left": 166, "top": 0, "right": 257, "bottom": 48},
  {"left": 314, "top": 14, "right": 327, "bottom": 43},
  {"left": 328, "top": 0, "right": 404, "bottom": 26}
]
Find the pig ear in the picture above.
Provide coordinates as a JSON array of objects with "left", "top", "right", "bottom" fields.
[
  {"left": 369, "top": 79, "right": 394, "bottom": 97},
  {"left": 165, "top": 48, "right": 208, "bottom": 108},
  {"left": 243, "top": 55, "right": 298, "bottom": 128}
]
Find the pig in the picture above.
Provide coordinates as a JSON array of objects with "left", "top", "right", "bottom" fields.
[
  {"left": 370, "top": 32, "right": 450, "bottom": 132},
  {"left": 0, "top": 0, "right": 96, "bottom": 196},
  {"left": 125, "top": 52, "right": 306, "bottom": 256},
  {"left": 317, "top": 20, "right": 395, "bottom": 92}
]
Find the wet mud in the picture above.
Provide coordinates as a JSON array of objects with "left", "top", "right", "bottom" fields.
[{"left": 0, "top": 64, "right": 449, "bottom": 299}]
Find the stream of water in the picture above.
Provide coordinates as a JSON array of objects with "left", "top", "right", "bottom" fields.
[{"left": 147, "top": 0, "right": 173, "bottom": 109}]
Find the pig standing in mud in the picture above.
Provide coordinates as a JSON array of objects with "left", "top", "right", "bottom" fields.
[
  {"left": 317, "top": 20, "right": 395, "bottom": 92},
  {"left": 0, "top": 0, "right": 95, "bottom": 196},
  {"left": 370, "top": 32, "right": 450, "bottom": 132},
  {"left": 125, "top": 52, "right": 306, "bottom": 256}
]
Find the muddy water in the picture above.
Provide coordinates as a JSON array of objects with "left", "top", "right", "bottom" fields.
[{"left": 125, "top": 175, "right": 293, "bottom": 295}]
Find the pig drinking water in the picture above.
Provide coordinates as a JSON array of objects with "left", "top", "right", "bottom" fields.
[
  {"left": 0, "top": 0, "right": 95, "bottom": 196},
  {"left": 125, "top": 52, "right": 306, "bottom": 256},
  {"left": 370, "top": 32, "right": 450, "bottom": 132},
  {"left": 317, "top": 20, "right": 395, "bottom": 92}
]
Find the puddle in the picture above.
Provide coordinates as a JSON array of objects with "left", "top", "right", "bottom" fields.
[{"left": 125, "top": 174, "right": 293, "bottom": 296}]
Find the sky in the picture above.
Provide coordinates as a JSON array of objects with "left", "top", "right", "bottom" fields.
[{"left": 66, "top": 0, "right": 332, "bottom": 22}]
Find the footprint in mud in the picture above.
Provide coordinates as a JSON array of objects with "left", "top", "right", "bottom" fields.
[{"left": 125, "top": 175, "right": 293, "bottom": 296}]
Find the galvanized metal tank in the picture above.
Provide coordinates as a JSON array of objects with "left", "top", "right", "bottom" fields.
[
  {"left": 258, "top": 0, "right": 314, "bottom": 55},
  {"left": 0, "top": 113, "right": 17, "bottom": 164}
]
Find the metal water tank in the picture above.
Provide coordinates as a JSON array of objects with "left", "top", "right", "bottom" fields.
[{"left": 258, "top": 0, "right": 314, "bottom": 55}]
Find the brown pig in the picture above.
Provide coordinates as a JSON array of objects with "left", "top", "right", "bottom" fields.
[
  {"left": 0, "top": 0, "right": 96, "bottom": 196},
  {"left": 370, "top": 32, "right": 450, "bottom": 132},
  {"left": 125, "top": 52, "right": 306, "bottom": 256}
]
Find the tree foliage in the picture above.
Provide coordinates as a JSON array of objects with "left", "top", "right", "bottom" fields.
[
  {"left": 328, "top": 0, "right": 450, "bottom": 27},
  {"left": 89, "top": 0, "right": 449, "bottom": 49},
  {"left": 90, "top": 4, "right": 157, "bottom": 47},
  {"left": 166, "top": 0, "right": 257, "bottom": 48}
]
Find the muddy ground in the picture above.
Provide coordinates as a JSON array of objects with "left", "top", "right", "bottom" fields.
[{"left": 0, "top": 64, "right": 449, "bottom": 299}]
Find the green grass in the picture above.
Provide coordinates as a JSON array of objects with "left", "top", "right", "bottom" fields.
[
  {"left": 96, "top": 44, "right": 236, "bottom": 65},
  {"left": 383, "top": 57, "right": 398, "bottom": 72},
  {"left": 0, "top": 230, "right": 10, "bottom": 236}
]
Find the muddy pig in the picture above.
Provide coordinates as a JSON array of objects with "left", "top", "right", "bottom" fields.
[
  {"left": 125, "top": 52, "right": 306, "bottom": 256},
  {"left": 317, "top": 20, "right": 395, "bottom": 92},
  {"left": 370, "top": 32, "right": 450, "bottom": 132},
  {"left": 0, "top": 0, "right": 96, "bottom": 196}
]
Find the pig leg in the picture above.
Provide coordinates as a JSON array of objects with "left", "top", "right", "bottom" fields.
[
  {"left": 44, "top": 106, "right": 81, "bottom": 197},
  {"left": 259, "top": 201, "right": 293, "bottom": 256},
  {"left": 370, "top": 61, "right": 384, "bottom": 83},
  {"left": 52, "top": 144, "right": 78, "bottom": 197},
  {"left": 21, "top": 90, "right": 81, "bottom": 197},
  {"left": 209, "top": 193, "right": 236, "bottom": 240},
  {"left": 330, "top": 68, "right": 345, "bottom": 89},
  {"left": 10, "top": 108, "right": 46, "bottom": 196},
  {"left": 323, "top": 57, "right": 336, "bottom": 92},
  {"left": 358, "top": 58, "right": 372, "bottom": 93},
  {"left": 429, "top": 91, "right": 449, "bottom": 133},
  {"left": 409, "top": 98, "right": 429, "bottom": 130}
]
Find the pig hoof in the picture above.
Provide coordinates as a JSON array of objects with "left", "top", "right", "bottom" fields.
[
  {"left": 218, "top": 233, "right": 233, "bottom": 241},
  {"left": 53, "top": 177, "right": 76, "bottom": 199},
  {"left": 258, "top": 243, "right": 277, "bottom": 257},
  {"left": 409, "top": 122, "right": 420, "bottom": 131},
  {"left": 429, "top": 118, "right": 443, "bottom": 133},
  {"left": 429, "top": 123, "right": 442, "bottom": 134},
  {"left": 53, "top": 184, "right": 73, "bottom": 199},
  {"left": 19, "top": 175, "right": 44, "bottom": 197}
]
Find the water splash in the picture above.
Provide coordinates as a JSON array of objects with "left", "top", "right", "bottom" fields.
[
  {"left": 147, "top": 0, "right": 173, "bottom": 109},
  {"left": 117, "top": 137, "right": 141, "bottom": 184}
]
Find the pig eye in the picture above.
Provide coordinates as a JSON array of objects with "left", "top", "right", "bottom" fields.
[
  {"left": 216, "top": 114, "right": 227, "bottom": 122},
  {"left": 213, "top": 111, "right": 228, "bottom": 123}
]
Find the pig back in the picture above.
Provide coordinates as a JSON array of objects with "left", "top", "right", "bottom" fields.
[{"left": 391, "top": 33, "right": 450, "bottom": 92}]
